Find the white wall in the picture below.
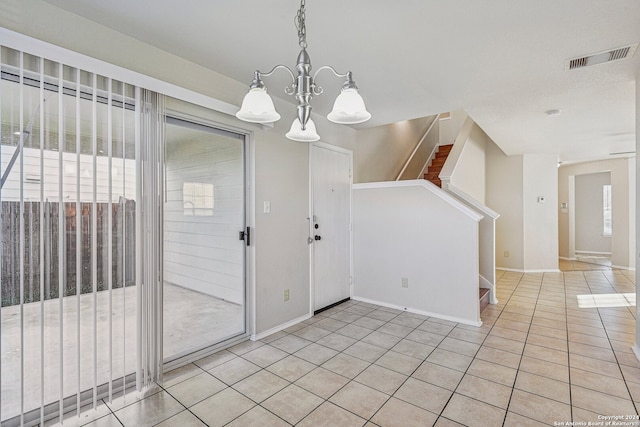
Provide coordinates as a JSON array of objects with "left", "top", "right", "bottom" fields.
[
  {"left": 559, "top": 158, "right": 635, "bottom": 269},
  {"left": 450, "top": 124, "right": 487, "bottom": 203},
  {"left": 486, "top": 144, "right": 524, "bottom": 270},
  {"left": 439, "top": 110, "right": 468, "bottom": 146},
  {"left": 353, "top": 181, "right": 482, "bottom": 325},
  {"left": 574, "top": 172, "right": 611, "bottom": 254},
  {"left": 351, "top": 116, "right": 437, "bottom": 183},
  {"left": 254, "top": 124, "right": 313, "bottom": 331},
  {"left": 445, "top": 122, "right": 557, "bottom": 276},
  {"left": 522, "top": 154, "right": 559, "bottom": 271},
  {"left": 485, "top": 143, "right": 559, "bottom": 272}
]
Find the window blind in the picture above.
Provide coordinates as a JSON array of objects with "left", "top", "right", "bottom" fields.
[{"left": 0, "top": 44, "right": 163, "bottom": 426}]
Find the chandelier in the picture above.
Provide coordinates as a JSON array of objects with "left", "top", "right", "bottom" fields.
[{"left": 235, "top": 0, "right": 371, "bottom": 142}]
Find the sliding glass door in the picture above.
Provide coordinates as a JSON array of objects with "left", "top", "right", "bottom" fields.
[{"left": 162, "top": 115, "right": 246, "bottom": 362}]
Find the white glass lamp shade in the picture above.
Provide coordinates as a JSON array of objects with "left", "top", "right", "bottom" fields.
[
  {"left": 236, "top": 87, "right": 281, "bottom": 123},
  {"left": 327, "top": 88, "right": 371, "bottom": 124},
  {"left": 285, "top": 118, "right": 320, "bottom": 142}
]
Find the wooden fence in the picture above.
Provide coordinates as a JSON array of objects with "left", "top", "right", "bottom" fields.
[{"left": 1, "top": 199, "right": 136, "bottom": 307}]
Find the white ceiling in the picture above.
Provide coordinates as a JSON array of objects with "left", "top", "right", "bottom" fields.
[{"left": 45, "top": 0, "right": 640, "bottom": 164}]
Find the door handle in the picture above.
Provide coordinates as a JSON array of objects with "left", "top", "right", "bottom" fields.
[
  {"left": 239, "top": 226, "right": 250, "bottom": 246},
  {"left": 315, "top": 235, "right": 322, "bottom": 241}
]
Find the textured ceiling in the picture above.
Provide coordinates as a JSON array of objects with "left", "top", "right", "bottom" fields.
[{"left": 44, "top": 0, "right": 640, "bottom": 163}]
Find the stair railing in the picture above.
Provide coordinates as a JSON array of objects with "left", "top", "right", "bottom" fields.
[
  {"left": 444, "top": 183, "right": 500, "bottom": 305},
  {"left": 395, "top": 113, "right": 440, "bottom": 181},
  {"left": 438, "top": 117, "right": 474, "bottom": 188}
]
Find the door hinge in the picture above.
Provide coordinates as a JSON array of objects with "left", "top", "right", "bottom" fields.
[{"left": 239, "top": 226, "right": 251, "bottom": 246}]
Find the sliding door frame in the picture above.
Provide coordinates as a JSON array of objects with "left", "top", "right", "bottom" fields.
[{"left": 161, "top": 110, "right": 255, "bottom": 370}]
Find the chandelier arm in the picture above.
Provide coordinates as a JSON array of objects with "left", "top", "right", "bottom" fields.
[
  {"left": 312, "top": 65, "right": 350, "bottom": 81},
  {"left": 312, "top": 66, "right": 356, "bottom": 96},
  {"left": 253, "top": 65, "right": 298, "bottom": 96},
  {"left": 257, "top": 64, "right": 296, "bottom": 81}
]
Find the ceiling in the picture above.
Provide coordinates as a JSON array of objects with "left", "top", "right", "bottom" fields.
[{"left": 44, "top": 0, "right": 640, "bottom": 164}]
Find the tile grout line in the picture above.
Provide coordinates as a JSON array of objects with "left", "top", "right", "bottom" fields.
[
  {"left": 500, "top": 272, "right": 542, "bottom": 427},
  {"left": 561, "top": 270, "right": 573, "bottom": 423},
  {"left": 148, "top": 266, "right": 635, "bottom": 427},
  {"left": 583, "top": 270, "right": 640, "bottom": 416},
  {"left": 366, "top": 315, "right": 482, "bottom": 424},
  {"left": 154, "top": 381, "right": 213, "bottom": 427},
  {"left": 297, "top": 306, "right": 431, "bottom": 425},
  {"left": 219, "top": 302, "right": 400, "bottom": 426},
  {"left": 430, "top": 303, "right": 498, "bottom": 426}
]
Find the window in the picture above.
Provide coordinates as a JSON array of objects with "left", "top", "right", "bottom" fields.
[
  {"left": 603, "top": 184, "right": 612, "bottom": 236},
  {"left": 183, "top": 182, "right": 214, "bottom": 216}
]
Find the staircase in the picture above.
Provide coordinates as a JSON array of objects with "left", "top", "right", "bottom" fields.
[
  {"left": 479, "top": 288, "right": 490, "bottom": 312},
  {"left": 424, "top": 144, "right": 453, "bottom": 187}
]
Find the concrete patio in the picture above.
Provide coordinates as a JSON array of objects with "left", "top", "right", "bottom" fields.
[{"left": 0, "top": 283, "right": 243, "bottom": 421}]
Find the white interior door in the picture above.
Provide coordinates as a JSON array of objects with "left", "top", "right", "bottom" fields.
[{"left": 311, "top": 143, "right": 352, "bottom": 312}]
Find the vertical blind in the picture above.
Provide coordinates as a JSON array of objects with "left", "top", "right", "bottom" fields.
[
  {"left": 138, "top": 89, "right": 165, "bottom": 390},
  {"left": 0, "top": 44, "right": 163, "bottom": 426}
]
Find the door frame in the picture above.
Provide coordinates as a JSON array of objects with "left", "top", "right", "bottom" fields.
[
  {"left": 308, "top": 141, "right": 354, "bottom": 314},
  {"left": 161, "top": 108, "right": 256, "bottom": 371}
]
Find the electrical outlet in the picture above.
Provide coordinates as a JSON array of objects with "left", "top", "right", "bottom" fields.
[
  {"left": 401, "top": 277, "right": 409, "bottom": 288},
  {"left": 284, "top": 289, "right": 290, "bottom": 301},
  {"left": 504, "top": 251, "right": 509, "bottom": 258}
]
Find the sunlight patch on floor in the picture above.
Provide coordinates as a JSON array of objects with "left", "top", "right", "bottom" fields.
[{"left": 577, "top": 293, "right": 635, "bottom": 308}]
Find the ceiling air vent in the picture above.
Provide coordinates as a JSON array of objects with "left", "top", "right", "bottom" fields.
[{"left": 566, "top": 43, "right": 638, "bottom": 70}]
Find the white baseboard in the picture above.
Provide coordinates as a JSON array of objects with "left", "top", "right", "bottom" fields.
[
  {"left": 561, "top": 257, "right": 635, "bottom": 271},
  {"left": 632, "top": 345, "right": 640, "bottom": 363},
  {"left": 496, "top": 267, "right": 561, "bottom": 273},
  {"left": 575, "top": 250, "right": 612, "bottom": 256},
  {"left": 611, "top": 265, "right": 636, "bottom": 271},
  {"left": 351, "top": 296, "right": 482, "bottom": 327},
  {"left": 251, "top": 312, "right": 311, "bottom": 341}
]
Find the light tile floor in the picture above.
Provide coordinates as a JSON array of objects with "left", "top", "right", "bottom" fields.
[
  {"left": 559, "top": 256, "right": 613, "bottom": 271},
  {"left": 57, "top": 269, "right": 638, "bottom": 426}
]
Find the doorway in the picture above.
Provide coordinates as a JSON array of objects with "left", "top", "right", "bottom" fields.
[
  {"left": 310, "top": 143, "right": 353, "bottom": 312},
  {"left": 162, "top": 116, "right": 247, "bottom": 362},
  {"left": 567, "top": 171, "right": 612, "bottom": 270}
]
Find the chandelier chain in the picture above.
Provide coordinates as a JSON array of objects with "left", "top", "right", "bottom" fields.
[{"left": 295, "top": 0, "right": 307, "bottom": 49}]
